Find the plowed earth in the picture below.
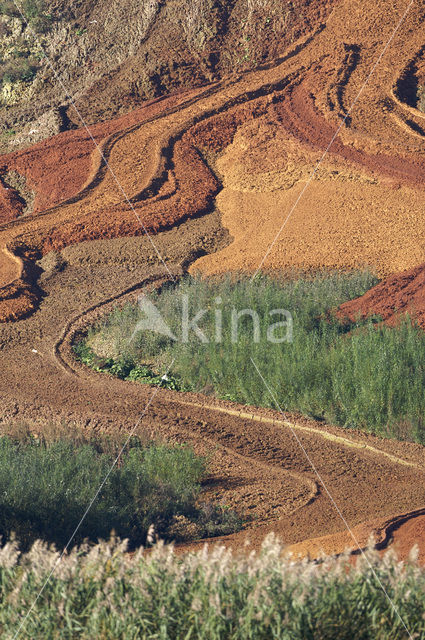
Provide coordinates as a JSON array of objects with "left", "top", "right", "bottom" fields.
[{"left": 1, "top": 0, "right": 425, "bottom": 561}]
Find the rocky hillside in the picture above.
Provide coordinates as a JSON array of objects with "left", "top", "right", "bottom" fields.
[{"left": 0, "top": 0, "right": 333, "bottom": 151}]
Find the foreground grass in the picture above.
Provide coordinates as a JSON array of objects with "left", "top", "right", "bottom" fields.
[
  {"left": 81, "top": 271, "right": 425, "bottom": 442},
  {"left": 0, "top": 535, "right": 422, "bottom": 639},
  {"left": 0, "top": 432, "right": 241, "bottom": 550}
]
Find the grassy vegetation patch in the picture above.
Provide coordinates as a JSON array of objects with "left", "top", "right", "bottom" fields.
[
  {"left": 0, "top": 429, "right": 241, "bottom": 550},
  {"left": 78, "top": 271, "right": 425, "bottom": 442},
  {"left": 0, "top": 0, "right": 51, "bottom": 30},
  {"left": 0, "top": 535, "right": 423, "bottom": 639},
  {"left": 0, "top": 56, "right": 38, "bottom": 85}
]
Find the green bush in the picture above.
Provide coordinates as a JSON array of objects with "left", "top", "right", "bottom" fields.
[
  {"left": 83, "top": 271, "right": 425, "bottom": 442},
  {"left": 73, "top": 340, "right": 186, "bottom": 390},
  {"left": 0, "top": 1, "right": 20, "bottom": 17},
  {"left": 0, "top": 435, "right": 241, "bottom": 550},
  {"left": 0, "top": 57, "right": 38, "bottom": 85},
  {"left": 0, "top": 0, "right": 44, "bottom": 19},
  {"left": 21, "top": 0, "right": 45, "bottom": 20},
  {"left": 0, "top": 535, "right": 422, "bottom": 638}
]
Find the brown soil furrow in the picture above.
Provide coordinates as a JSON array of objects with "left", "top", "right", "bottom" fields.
[
  {"left": 1, "top": 223, "right": 425, "bottom": 556},
  {"left": 1, "top": 0, "right": 425, "bottom": 561},
  {"left": 48, "top": 273, "right": 425, "bottom": 557}
]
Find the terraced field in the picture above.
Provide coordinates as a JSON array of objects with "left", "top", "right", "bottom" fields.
[{"left": 1, "top": 0, "right": 425, "bottom": 560}]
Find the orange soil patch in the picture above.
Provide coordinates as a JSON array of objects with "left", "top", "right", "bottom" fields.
[
  {"left": 0, "top": 0, "right": 425, "bottom": 323},
  {"left": 193, "top": 1, "right": 425, "bottom": 276},
  {"left": 390, "top": 515, "right": 425, "bottom": 564},
  {"left": 337, "top": 262, "right": 425, "bottom": 328},
  {"left": 0, "top": 90, "right": 198, "bottom": 222},
  {"left": 0, "top": 181, "right": 25, "bottom": 222},
  {"left": 193, "top": 142, "right": 425, "bottom": 276},
  {"left": 287, "top": 510, "right": 425, "bottom": 565}
]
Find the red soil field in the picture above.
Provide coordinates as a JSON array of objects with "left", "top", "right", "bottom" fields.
[
  {"left": 338, "top": 262, "right": 425, "bottom": 328},
  {"left": 1, "top": 0, "right": 425, "bottom": 561},
  {"left": 1, "top": 0, "right": 425, "bottom": 321}
]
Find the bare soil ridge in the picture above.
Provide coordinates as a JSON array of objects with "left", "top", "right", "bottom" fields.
[
  {"left": 1, "top": 0, "right": 425, "bottom": 320},
  {"left": 337, "top": 262, "right": 425, "bottom": 329}
]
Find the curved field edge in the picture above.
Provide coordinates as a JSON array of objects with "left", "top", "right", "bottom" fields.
[
  {"left": 78, "top": 272, "right": 425, "bottom": 443},
  {"left": 51, "top": 273, "right": 425, "bottom": 560},
  {"left": 1, "top": 1, "right": 425, "bottom": 319}
]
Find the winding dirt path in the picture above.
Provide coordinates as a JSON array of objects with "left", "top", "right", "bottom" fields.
[
  {"left": 54, "top": 278, "right": 425, "bottom": 559},
  {"left": 1, "top": 0, "right": 425, "bottom": 559},
  {"left": 0, "top": 244, "right": 424, "bottom": 559}
]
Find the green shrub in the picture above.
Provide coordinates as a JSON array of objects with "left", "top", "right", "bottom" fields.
[
  {"left": 29, "top": 12, "right": 51, "bottom": 33},
  {"left": 0, "top": 19, "right": 9, "bottom": 36},
  {"left": 0, "top": 435, "right": 241, "bottom": 550},
  {"left": 0, "top": 57, "right": 38, "bottom": 85},
  {"left": 0, "top": 1, "right": 20, "bottom": 17},
  {"left": 0, "top": 0, "right": 44, "bottom": 18},
  {"left": 0, "top": 535, "right": 422, "bottom": 638},
  {"left": 0, "top": 127, "right": 15, "bottom": 136},
  {"left": 83, "top": 271, "right": 425, "bottom": 442},
  {"left": 73, "top": 340, "right": 186, "bottom": 390},
  {"left": 21, "top": 0, "right": 45, "bottom": 20}
]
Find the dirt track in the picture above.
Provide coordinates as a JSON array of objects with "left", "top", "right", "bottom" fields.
[
  {"left": 1, "top": 0, "right": 425, "bottom": 559},
  {"left": 2, "top": 238, "right": 425, "bottom": 559}
]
